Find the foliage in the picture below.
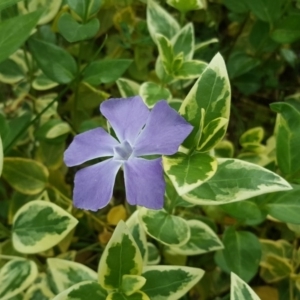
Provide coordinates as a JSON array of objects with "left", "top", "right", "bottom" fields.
[{"left": 1, "top": 0, "right": 300, "bottom": 299}]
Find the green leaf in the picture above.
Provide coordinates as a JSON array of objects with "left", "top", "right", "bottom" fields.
[
  {"left": 47, "top": 258, "right": 98, "bottom": 293},
  {"left": 167, "top": 0, "right": 206, "bottom": 12},
  {"left": 0, "top": 259, "right": 38, "bottom": 300},
  {"left": 83, "top": 59, "right": 132, "bottom": 85},
  {"left": 98, "top": 221, "right": 143, "bottom": 291},
  {"left": 28, "top": 38, "right": 77, "bottom": 84},
  {"left": 230, "top": 273, "right": 260, "bottom": 300},
  {"left": 67, "top": 0, "right": 102, "bottom": 20},
  {"left": 140, "top": 82, "right": 172, "bottom": 108},
  {"left": 116, "top": 78, "right": 140, "bottom": 98},
  {"left": 227, "top": 52, "right": 260, "bottom": 79},
  {"left": 52, "top": 281, "right": 107, "bottom": 300},
  {"left": 141, "top": 266, "right": 204, "bottom": 300},
  {"left": 223, "top": 0, "right": 248, "bottom": 13},
  {"left": 138, "top": 208, "right": 190, "bottom": 246},
  {"left": 0, "top": 0, "right": 22, "bottom": 11},
  {"left": 58, "top": 13, "right": 100, "bottom": 43},
  {"left": 163, "top": 152, "right": 217, "bottom": 195},
  {"left": 247, "top": 0, "right": 283, "bottom": 23},
  {"left": 12, "top": 200, "right": 78, "bottom": 253},
  {"left": 266, "top": 188, "right": 300, "bottom": 224},
  {"left": 271, "top": 13, "right": 300, "bottom": 44},
  {"left": 35, "top": 119, "right": 70, "bottom": 141},
  {"left": 169, "top": 219, "right": 223, "bottom": 255},
  {"left": 171, "top": 23, "right": 194, "bottom": 60},
  {"left": 179, "top": 53, "right": 231, "bottom": 149},
  {"left": 222, "top": 227, "right": 261, "bottom": 282},
  {"left": 173, "top": 60, "right": 207, "bottom": 79},
  {"left": 0, "top": 9, "right": 43, "bottom": 63},
  {"left": 32, "top": 72, "right": 59, "bottom": 90},
  {"left": 271, "top": 102, "right": 300, "bottom": 177},
  {"left": 183, "top": 158, "right": 291, "bottom": 205},
  {"left": 0, "top": 134, "right": 3, "bottom": 176},
  {"left": 2, "top": 157, "right": 49, "bottom": 195},
  {"left": 147, "top": 0, "right": 180, "bottom": 44}
]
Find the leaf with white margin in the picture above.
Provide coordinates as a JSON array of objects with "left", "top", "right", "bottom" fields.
[
  {"left": 198, "top": 117, "right": 228, "bottom": 152},
  {"left": 271, "top": 102, "right": 300, "bottom": 177},
  {"left": 231, "top": 272, "right": 261, "bottom": 300},
  {"left": 183, "top": 158, "right": 291, "bottom": 205},
  {"left": 140, "top": 81, "right": 172, "bottom": 108},
  {"left": 116, "top": 78, "right": 140, "bottom": 98},
  {"left": 52, "top": 281, "right": 107, "bottom": 300},
  {"left": 126, "top": 211, "right": 148, "bottom": 264},
  {"left": 47, "top": 258, "right": 98, "bottom": 293},
  {"left": 98, "top": 221, "right": 143, "bottom": 291},
  {"left": 147, "top": 0, "right": 180, "bottom": 44},
  {"left": 138, "top": 208, "right": 190, "bottom": 246},
  {"left": 163, "top": 152, "right": 217, "bottom": 195},
  {"left": 173, "top": 60, "right": 207, "bottom": 79},
  {"left": 32, "top": 72, "right": 59, "bottom": 91},
  {"left": 141, "top": 265, "right": 204, "bottom": 300},
  {"left": 147, "top": 242, "right": 160, "bottom": 265},
  {"left": 24, "top": 278, "right": 54, "bottom": 300},
  {"left": 170, "top": 219, "right": 223, "bottom": 255},
  {"left": 167, "top": 0, "right": 206, "bottom": 12},
  {"left": 107, "top": 290, "right": 150, "bottom": 300},
  {"left": 18, "top": 0, "right": 62, "bottom": 25},
  {"left": 179, "top": 52, "right": 231, "bottom": 149},
  {"left": 0, "top": 134, "right": 3, "bottom": 176},
  {"left": 12, "top": 200, "right": 78, "bottom": 254},
  {"left": 121, "top": 275, "right": 147, "bottom": 296},
  {"left": 240, "top": 127, "right": 264, "bottom": 146},
  {"left": 0, "top": 259, "right": 38, "bottom": 300},
  {"left": 171, "top": 23, "right": 194, "bottom": 60}
]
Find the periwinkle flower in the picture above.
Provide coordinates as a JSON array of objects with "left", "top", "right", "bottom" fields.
[{"left": 64, "top": 96, "right": 192, "bottom": 211}]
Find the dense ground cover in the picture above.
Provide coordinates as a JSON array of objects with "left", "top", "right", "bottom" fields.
[{"left": 0, "top": 0, "right": 300, "bottom": 299}]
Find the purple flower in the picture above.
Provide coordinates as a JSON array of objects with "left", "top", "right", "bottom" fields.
[{"left": 64, "top": 96, "right": 192, "bottom": 211}]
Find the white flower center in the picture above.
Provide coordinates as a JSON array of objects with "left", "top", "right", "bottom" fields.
[{"left": 113, "top": 140, "right": 133, "bottom": 161}]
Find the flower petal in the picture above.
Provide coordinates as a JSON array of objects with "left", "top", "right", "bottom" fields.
[
  {"left": 64, "top": 128, "right": 119, "bottom": 167},
  {"left": 124, "top": 157, "right": 165, "bottom": 209},
  {"left": 73, "top": 159, "right": 122, "bottom": 211},
  {"left": 100, "top": 96, "right": 150, "bottom": 144},
  {"left": 133, "top": 101, "right": 193, "bottom": 156}
]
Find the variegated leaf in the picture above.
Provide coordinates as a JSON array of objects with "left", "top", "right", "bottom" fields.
[
  {"left": 138, "top": 208, "right": 190, "bottom": 246},
  {"left": 167, "top": 0, "right": 206, "bottom": 12},
  {"left": 179, "top": 53, "right": 231, "bottom": 149},
  {"left": 47, "top": 258, "right": 98, "bottom": 293},
  {"left": 0, "top": 259, "right": 38, "bottom": 300},
  {"left": 18, "top": 0, "right": 62, "bottom": 25},
  {"left": 147, "top": 242, "right": 160, "bottom": 265},
  {"left": 126, "top": 211, "right": 148, "bottom": 264},
  {"left": 32, "top": 72, "right": 59, "bottom": 91},
  {"left": 12, "top": 200, "right": 78, "bottom": 254},
  {"left": 107, "top": 290, "right": 150, "bottom": 300},
  {"left": 98, "top": 221, "right": 143, "bottom": 291},
  {"left": 183, "top": 158, "right": 291, "bottom": 205},
  {"left": 2, "top": 158, "right": 49, "bottom": 195},
  {"left": 147, "top": 0, "right": 180, "bottom": 44},
  {"left": 214, "top": 140, "right": 234, "bottom": 158},
  {"left": 173, "top": 60, "right": 207, "bottom": 79},
  {"left": 140, "top": 81, "right": 172, "bottom": 108},
  {"left": 116, "top": 78, "right": 140, "bottom": 98},
  {"left": 24, "top": 275, "right": 54, "bottom": 300},
  {"left": 52, "top": 281, "right": 107, "bottom": 300},
  {"left": 240, "top": 127, "right": 264, "bottom": 146},
  {"left": 171, "top": 23, "right": 194, "bottom": 60},
  {"left": 141, "top": 266, "right": 204, "bottom": 300},
  {"left": 163, "top": 152, "right": 217, "bottom": 195},
  {"left": 230, "top": 272, "right": 260, "bottom": 300},
  {"left": 169, "top": 219, "right": 223, "bottom": 255},
  {"left": 121, "top": 275, "right": 147, "bottom": 296}
]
